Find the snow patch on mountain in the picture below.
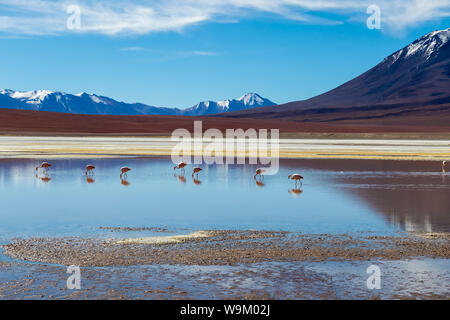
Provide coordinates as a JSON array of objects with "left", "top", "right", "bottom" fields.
[
  {"left": 404, "top": 28, "right": 449, "bottom": 60},
  {"left": 182, "top": 93, "right": 275, "bottom": 116},
  {"left": 3, "top": 89, "right": 55, "bottom": 105},
  {"left": 381, "top": 28, "right": 449, "bottom": 69}
]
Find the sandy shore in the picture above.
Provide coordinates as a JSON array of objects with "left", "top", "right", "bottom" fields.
[
  {"left": 3, "top": 230, "right": 449, "bottom": 267},
  {"left": 0, "top": 136, "right": 449, "bottom": 160}
]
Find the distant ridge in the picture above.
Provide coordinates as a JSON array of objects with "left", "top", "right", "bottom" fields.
[{"left": 0, "top": 90, "right": 276, "bottom": 116}]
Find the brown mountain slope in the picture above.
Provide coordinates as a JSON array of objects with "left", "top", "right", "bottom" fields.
[{"left": 220, "top": 29, "right": 450, "bottom": 126}]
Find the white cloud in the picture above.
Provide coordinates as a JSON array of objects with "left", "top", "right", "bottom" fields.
[
  {"left": 0, "top": 0, "right": 449, "bottom": 36},
  {"left": 121, "top": 46, "right": 146, "bottom": 51}
]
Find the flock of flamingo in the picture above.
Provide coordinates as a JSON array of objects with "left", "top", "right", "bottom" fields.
[
  {"left": 34, "top": 160, "right": 448, "bottom": 189},
  {"left": 34, "top": 161, "right": 308, "bottom": 188}
]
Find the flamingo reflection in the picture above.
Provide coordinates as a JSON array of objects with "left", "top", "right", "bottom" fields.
[
  {"left": 255, "top": 180, "right": 265, "bottom": 187},
  {"left": 35, "top": 174, "right": 51, "bottom": 183},
  {"left": 86, "top": 177, "right": 95, "bottom": 184},
  {"left": 121, "top": 178, "right": 131, "bottom": 186},
  {"left": 193, "top": 177, "right": 202, "bottom": 185},
  {"left": 174, "top": 174, "right": 186, "bottom": 184},
  {"left": 288, "top": 188, "right": 303, "bottom": 196}
]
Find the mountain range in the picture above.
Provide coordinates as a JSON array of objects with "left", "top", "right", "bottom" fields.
[
  {"left": 0, "top": 28, "right": 449, "bottom": 135},
  {"left": 0, "top": 90, "right": 275, "bottom": 116}
]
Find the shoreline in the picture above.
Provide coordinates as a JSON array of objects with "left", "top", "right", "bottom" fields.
[
  {"left": 3, "top": 230, "right": 449, "bottom": 267},
  {"left": 0, "top": 136, "right": 449, "bottom": 161}
]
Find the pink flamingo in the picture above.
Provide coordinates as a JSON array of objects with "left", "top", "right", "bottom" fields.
[
  {"left": 85, "top": 164, "right": 96, "bottom": 176},
  {"left": 253, "top": 168, "right": 266, "bottom": 180},
  {"left": 288, "top": 173, "right": 304, "bottom": 187},
  {"left": 36, "top": 162, "right": 52, "bottom": 173},
  {"left": 192, "top": 167, "right": 202, "bottom": 178},
  {"left": 120, "top": 166, "right": 131, "bottom": 179},
  {"left": 174, "top": 162, "right": 187, "bottom": 174}
]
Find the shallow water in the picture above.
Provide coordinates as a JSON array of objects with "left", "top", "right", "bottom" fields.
[
  {"left": 0, "top": 158, "right": 448, "bottom": 243},
  {"left": 1, "top": 259, "right": 448, "bottom": 299},
  {"left": 1, "top": 157, "right": 449, "bottom": 299}
]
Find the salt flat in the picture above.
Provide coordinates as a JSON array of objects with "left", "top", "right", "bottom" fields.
[{"left": 0, "top": 136, "right": 449, "bottom": 160}]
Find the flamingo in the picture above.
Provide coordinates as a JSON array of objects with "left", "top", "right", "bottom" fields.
[
  {"left": 36, "top": 162, "right": 51, "bottom": 172},
  {"left": 174, "top": 162, "right": 187, "bottom": 174},
  {"left": 192, "top": 167, "right": 202, "bottom": 178},
  {"left": 288, "top": 173, "right": 304, "bottom": 187},
  {"left": 120, "top": 166, "right": 131, "bottom": 179},
  {"left": 443, "top": 161, "right": 447, "bottom": 173},
  {"left": 85, "top": 164, "right": 96, "bottom": 176},
  {"left": 254, "top": 168, "right": 266, "bottom": 180}
]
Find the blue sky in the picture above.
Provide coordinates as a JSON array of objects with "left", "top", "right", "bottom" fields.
[{"left": 0, "top": 1, "right": 449, "bottom": 108}]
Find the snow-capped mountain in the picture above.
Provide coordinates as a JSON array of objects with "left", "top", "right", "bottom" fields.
[
  {"left": 0, "top": 89, "right": 177, "bottom": 115},
  {"left": 181, "top": 93, "right": 275, "bottom": 116},
  {"left": 388, "top": 28, "right": 449, "bottom": 63},
  {"left": 311, "top": 27, "right": 450, "bottom": 108},
  {"left": 0, "top": 90, "right": 275, "bottom": 116},
  {"left": 225, "top": 28, "right": 450, "bottom": 119}
]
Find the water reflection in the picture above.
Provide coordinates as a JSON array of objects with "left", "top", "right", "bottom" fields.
[
  {"left": 288, "top": 188, "right": 303, "bottom": 195},
  {"left": 120, "top": 178, "right": 131, "bottom": 186},
  {"left": 86, "top": 177, "right": 95, "bottom": 184},
  {"left": 0, "top": 158, "right": 448, "bottom": 236},
  {"left": 255, "top": 180, "right": 265, "bottom": 187},
  {"left": 175, "top": 174, "right": 186, "bottom": 184},
  {"left": 36, "top": 174, "right": 51, "bottom": 183},
  {"left": 290, "top": 158, "right": 450, "bottom": 233}
]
